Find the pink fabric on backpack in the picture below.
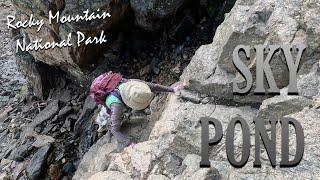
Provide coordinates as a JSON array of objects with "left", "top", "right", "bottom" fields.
[{"left": 89, "top": 71, "right": 123, "bottom": 105}]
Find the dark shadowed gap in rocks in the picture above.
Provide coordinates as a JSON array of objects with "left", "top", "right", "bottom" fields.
[
  {"left": 0, "top": 0, "right": 237, "bottom": 179},
  {"left": 72, "top": 0, "right": 237, "bottom": 174},
  {"left": 84, "top": 0, "right": 237, "bottom": 146},
  {"left": 88, "top": 0, "right": 237, "bottom": 84}
]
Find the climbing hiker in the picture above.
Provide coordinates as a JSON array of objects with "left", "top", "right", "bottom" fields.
[{"left": 89, "top": 71, "right": 185, "bottom": 148}]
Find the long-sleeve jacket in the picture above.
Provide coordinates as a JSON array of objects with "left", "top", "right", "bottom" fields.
[{"left": 97, "top": 80, "right": 174, "bottom": 146}]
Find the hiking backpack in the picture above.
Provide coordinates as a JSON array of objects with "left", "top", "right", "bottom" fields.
[{"left": 89, "top": 71, "right": 123, "bottom": 105}]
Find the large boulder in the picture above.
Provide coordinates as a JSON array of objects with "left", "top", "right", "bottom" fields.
[
  {"left": 73, "top": 94, "right": 258, "bottom": 179},
  {"left": 73, "top": 134, "right": 118, "bottom": 180},
  {"left": 257, "top": 88, "right": 314, "bottom": 121},
  {"left": 182, "top": 0, "right": 320, "bottom": 103},
  {"left": 225, "top": 107, "right": 320, "bottom": 179},
  {"left": 12, "top": 0, "right": 130, "bottom": 85},
  {"left": 174, "top": 154, "right": 230, "bottom": 180},
  {"left": 26, "top": 144, "right": 52, "bottom": 180}
]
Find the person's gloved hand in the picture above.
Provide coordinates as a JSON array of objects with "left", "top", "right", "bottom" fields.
[{"left": 172, "top": 83, "right": 186, "bottom": 93}]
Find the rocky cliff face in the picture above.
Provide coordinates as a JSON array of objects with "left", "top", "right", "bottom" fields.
[
  {"left": 12, "top": 0, "right": 197, "bottom": 98},
  {"left": 3, "top": 0, "right": 319, "bottom": 179},
  {"left": 73, "top": 0, "right": 320, "bottom": 179},
  {"left": 12, "top": 0, "right": 130, "bottom": 98},
  {"left": 183, "top": 0, "right": 320, "bottom": 103}
]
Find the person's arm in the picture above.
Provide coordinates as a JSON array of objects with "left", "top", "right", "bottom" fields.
[
  {"left": 144, "top": 81, "right": 174, "bottom": 93},
  {"left": 109, "top": 103, "right": 131, "bottom": 146},
  {"left": 122, "top": 78, "right": 174, "bottom": 93}
]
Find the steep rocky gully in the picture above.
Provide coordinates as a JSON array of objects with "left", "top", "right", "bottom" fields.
[
  {"left": 1, "top": 0, "right": 320, "bottom": 179},
  {"left": 1, "top": 0, "right": 235, "bottom": 179}
]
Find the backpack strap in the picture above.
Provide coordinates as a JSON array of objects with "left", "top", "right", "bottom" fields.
[
  {"left": 103, "top": 85, "right": 124, "bottom": 115},
  {"left": 110, "top": 89, "right": 123, "bottom": 103}
]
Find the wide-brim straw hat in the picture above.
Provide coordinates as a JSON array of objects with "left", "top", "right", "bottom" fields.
[{"left": 120, "top": 81, "right": 153, "bottom": 110}]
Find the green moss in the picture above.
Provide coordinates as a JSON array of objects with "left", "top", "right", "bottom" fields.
[{"left": 15, "top": 84, "right": 29, "bottom": 100}]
